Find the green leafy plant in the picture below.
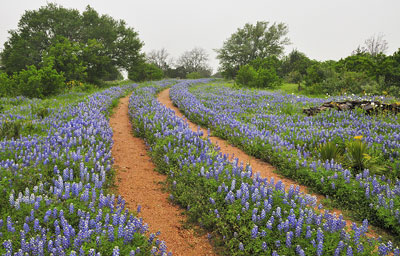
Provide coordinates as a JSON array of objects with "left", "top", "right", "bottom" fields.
[
  {"left": 14, "top": 61, "right": 66, "bottom": 98},
  {"left": 0, "top": 120, "right": 22, "bottom": 139},
  {"left": 128, "top": 62, "right": 164, "bottom": 81},
  {"left": 0, "top": 73, "right": 16, "bottom": 97},
  {"left": 281, "top": 103, "right": 300, "bottom": 115},
  {"left": 345, "top": 136, "right": 384, "bottom": 174},
  {"left": 186, "top": 72, "right": 202, "bottom": 79},
  {"left": 236, "top": 62, "right": 282, "bottom": 89},
  {"left": 318, "top": 140, "right": 344, "bottom": 162}
]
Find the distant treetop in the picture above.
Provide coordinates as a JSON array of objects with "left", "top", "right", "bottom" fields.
[{"left": 215, "top": 21, "right": 290, "bottom": 78}]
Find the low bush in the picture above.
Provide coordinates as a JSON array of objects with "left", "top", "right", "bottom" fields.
[
  {"left": 128, "top": 62, "right": 164, "bottom": 82},
  {"left": 236, "top": 64, "right": 281, "bottom": 89},
  {"left": 15, "top": 62, "right": 66, "bottom": 98},
  {"left": 186, "top": 72, "right": 202, "bottom": 79},
  {"left": 0, "top": 120, "right": 22, "bottom": 139}
]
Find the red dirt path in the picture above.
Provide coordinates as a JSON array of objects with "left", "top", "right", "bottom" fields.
[{"left": 110, "top": 95, "right": 216, "bottom": 256}]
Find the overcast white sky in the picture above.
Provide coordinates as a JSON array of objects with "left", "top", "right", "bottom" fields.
[{"left": 1, "top": 0, "right": 399, "bottom": 72}]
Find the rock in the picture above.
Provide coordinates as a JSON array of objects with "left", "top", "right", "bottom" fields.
[
  {"left": 362, "top": 104, "right": 374, "bottom": 112},
  {"left": 303, "top": 100, "right": 400, "bottom": 116},
  {"left": 338, "top": 104, "right": 350, "bottom": 111}
]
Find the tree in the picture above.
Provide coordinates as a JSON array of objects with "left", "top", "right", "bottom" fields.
[
  {"left": 164, "top": 66, "right": 187, "bottom": 78},
  {"left": 42, "top": 36, "right": 87, "bottom": 82},
  {"left": 304, "top": 61, "right": 337, "bottom": 86},
  {"left": 353, "top": 33, "right": 389, "bottom": 57},
  {"left": 81, "top": 39, "right": 118, "bottom": 84},
  {"left": 216, "top": 21, "right": 290, "bottom": 78},
  {"left": 146, "top": 48, "right": 172, "bottom": 72},
  {"left": 177, "top": 47, "right": 212, "bottom": 75},
  {"left": 336, "top": 54, "right": 375, "bottom": 77},
  {"left": 281, "top": 49, "right": 312, "bottom": 79},
  {"left": 1, "top": 4, "right": 81, "bottom": 73},
  {"left": 0, "top": 3, "right": 143, "bottom": 83}
]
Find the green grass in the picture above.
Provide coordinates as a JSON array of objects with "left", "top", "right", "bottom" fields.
[
  {"left": 272, "top": 83, "right": 327, "bottom": 98},
  {"left": 276, "top": 83, "right": 300, "bottom": 94}
]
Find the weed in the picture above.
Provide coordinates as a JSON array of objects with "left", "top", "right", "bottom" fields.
[
  {"left": 345, "top": 137, "right": 384, "bottom": 175},
  {"left": 318, "top": 140, "right": 344, "bottom": 162},
  {"left": 0, "top": 120, "right": 22, "bottom": 139}
]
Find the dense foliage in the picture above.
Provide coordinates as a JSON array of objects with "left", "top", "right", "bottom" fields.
[
  {"left": 216, "top": 21, "right": 290, "bottom": 78},
  {"left": 169, "top": 81, "right": 400, "bottom": 240},
  {"left": 301, "top": 51, "right": 400, "bottom": 96},
  {"left": 0, "top": 62, "right": 65, "bottom": 98},
  {"left": 236, "top": 57, "right": 282, "bottom": 88},
  {"left": 0, "top": 4, "right": 144, "bottom": 97},
  {"left": 0, "top": 85, "right": 170, "bottom": 255},
  {"left": 129, "top": 79, "right": 397, "bottom": 255},
  {"left": 232, "top": 50, "right": 400, "bottom": 95},
  {"left": 128, "top": 63, "right": 164, "bottom": 82},
  {"left": 216, "top": 21, "right": 400, "bottom": 95}
]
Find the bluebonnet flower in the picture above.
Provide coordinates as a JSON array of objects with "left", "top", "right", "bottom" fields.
[
  {"left": 262, "top": 241, "right": 267, "bottom": 251},
  {"left": 113, "top": 246, "right": 120, "bottom": 256},
  {"left": 251, "top": 225, "right": 258, "bottom": 238},
  {"left": 286, "top": 231, "right": 293, "bottom": 248},
  {"left": 347, "top": 246, "right": 353, "bottom": 256},
  {"left": 317, "top": 241, "right": 323, "bottom": 256}
]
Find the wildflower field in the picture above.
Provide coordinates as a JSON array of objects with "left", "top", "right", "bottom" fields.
[
  {"left": 0, "top": 85, "right": 169, "bottom": 255},
  {"left": 1, "top": 79, "right": 399, "bottom": 255},
  {"left": 128, "top": 80, "right": 398, "bottom": 255}
]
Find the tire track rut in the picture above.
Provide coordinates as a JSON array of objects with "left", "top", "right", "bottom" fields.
[
  {"left": 110, "top": 95, "right": 216, "bottom": 256},
  {"left": 157, "top": 88, "right": 379, "bottom": 238}
]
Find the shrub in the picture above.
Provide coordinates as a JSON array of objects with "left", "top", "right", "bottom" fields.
[
  {"left": 345, "top": 137, "right": 383, "bottom": 175},
  {"left": 236, "top": 65, "right": 257, "bottom": 86},
  {"left": 14, "top": 62, "right": 65, "bottom": 98},
  {"left": 236, "top": 65, "right": 281, "bottom": 88},
  {"left": 0, "top": 120, "right": 22, "bottom": 139},
  {"left": 0, "top": 73, "right": 17, "bottom": 97},
  {"left": 186, "top": 72, "right": 202, "bottom": 79},
  {"left": 128, "top": 62, "right": 164, "bottom": 81},
  {"left": 305, "top": 62, "right": 337, "bottom": 86},
  {"left": 318, "top": 140, "right": 344, "bottom": 162},
  {"left": 285, "top": 70, "right": 303, "bottom": 84},
  {"left": 254, "top": 66, "right": 281, "bottom": 88}
]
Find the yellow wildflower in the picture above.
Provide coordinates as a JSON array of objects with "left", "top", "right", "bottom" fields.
[
  {"left": 363, "top": 153, "right": 371, "bottom": 160},
  {"left": 354, "top": 135, "right": 363, "bottom": 140}
]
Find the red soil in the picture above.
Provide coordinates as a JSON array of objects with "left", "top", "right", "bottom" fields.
[{"left": 110, "top": 95, "right": 216, "bottom": 256}]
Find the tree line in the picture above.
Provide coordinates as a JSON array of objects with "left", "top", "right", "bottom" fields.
[
  {"left": 0, "top": 4, "right": 144, "bottom": 97},
  {"left": 144, "top": 47, "right": 212, "bottom": 80},
  {"left": 1, "top": 4, "right": 398, "bottom": 98},
  {"left": 215, "top": 21, "right": 400, "bottom": 96},
  {"left": 0, "top": 4, "right": 213, "bottom": 98}
]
